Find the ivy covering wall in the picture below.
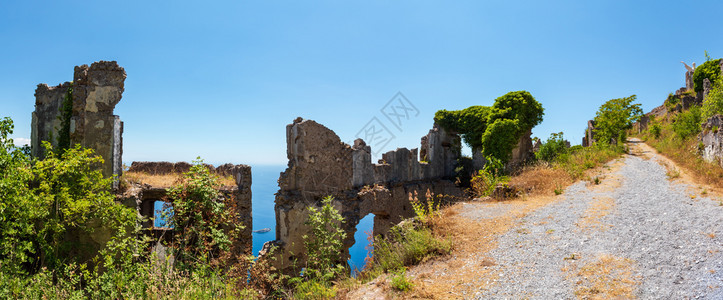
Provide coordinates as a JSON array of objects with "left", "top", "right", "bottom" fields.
[{"left": 434, "top": 91, "right": 544, "bottom": 162}]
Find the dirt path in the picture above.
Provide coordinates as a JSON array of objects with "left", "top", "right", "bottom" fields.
[{"left": 353, "top": 139, "right": 723, "bottom": 299}]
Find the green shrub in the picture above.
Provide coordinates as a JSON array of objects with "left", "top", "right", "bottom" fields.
[
  {"left": 470, "top": 155, "right": 509, "bottom": 197},
  {"left": 535, "top": 132, "right": 568, "bottom": 162},
  {"left": 302, "top": 196, "right": 347, "bottom": 282},
  {"left": 650, "top": 122, "right": 662, "bottom": 139},
  {"left": 693, "top": 58, "right": 722, "bottom": 92},
  {"left": 167, "top": 158, "right": 245, "bottom": 272},
  {"left": 292, "top": 279, "right": 336, "bottom": 300},
  {"left": 0, "top": 115, "right": 136, "bottom": 275},
  {"left": 664, "top": 93, "right": 680, "bottom": 111},
  {"left": 390, "top": 268, "right": 413, "bottom": 291},
  {"left": 372, "top": 222, "right": 451, "bottom": 273},
  {"left": 672, "top": 105, "right": 702, "bottom": 139},
  {"left": 702, "top": 78, "right": 723, "bottom": 120}
]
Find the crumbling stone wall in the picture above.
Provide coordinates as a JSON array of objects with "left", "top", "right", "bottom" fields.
[
  {"left": 271, "top": 118, "right": 464, "bottom": 272},
  {"left": 120, "top": 162, "right": 253, "bottom": 255},
  {"left": 507, "top": 128, "right": 534, "bottom": 171},
  {"left": 32, "top": 61, "right": 125, "bottom": 179},
  {"left": 582, "top": 120, "right": 597, "bottom": 147}
]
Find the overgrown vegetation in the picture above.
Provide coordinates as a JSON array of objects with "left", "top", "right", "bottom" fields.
[
  {"left": 636, "top": 108, "right": 723, "bottom": 187},
  {"left": 435, "top": 90, "right": 544, "bottom": 163},
  {"left": 535, "top": 132, "right": 569, "bottom": 162},
  {"left": 593, "top": 95, "right": 643, "bottom": 145},
  {"left": 693, "top": 57, "right": 722, "bottom": 93},
  {"left": 166, "top": 158, "right": 246, "bottom": 272},
  {"left": 671, "top": 105, "right": 702, "bottom": 139},
  {"left": 288, "top": 196, "right": 347, "bottom": 298},
  {"left": 702, "top": 77, "right": 723, "bottom": 120},
  {"left": 56, "top": 85, "right": 73, "bottom": 152}
]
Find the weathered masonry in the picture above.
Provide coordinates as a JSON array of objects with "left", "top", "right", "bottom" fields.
[
  {"left": 121, "top": 162, "right": 253, "bottom": 256},
  {"left": 32, "top": 61, "right": 125, "bottom": 179},
  {"left": 269, "top": 118, "right": 466, "bottom": 271}
]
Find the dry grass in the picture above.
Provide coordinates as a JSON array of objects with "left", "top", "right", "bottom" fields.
[
  {"left": 571, "top": 254, "right": 640, "bottom": 299},
  {"left": 123, "top": 171, "right": 236, "bottom": 188},
  {"left": 509, "top": 164, "right": 572, "bottom": 196},
  {"left": 637, "top": 123, "right": 723, "bottom": 187}
]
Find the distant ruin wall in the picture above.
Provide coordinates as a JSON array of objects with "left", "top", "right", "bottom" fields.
[
  {"left": 270, "top": 118, "right": 465, "bottom": 271},
  {"left": 582, "top": 120, "right": 596, "bottom": 147},
  {"left": 32, "top": 61, "right": 125, "bottom": 179}
]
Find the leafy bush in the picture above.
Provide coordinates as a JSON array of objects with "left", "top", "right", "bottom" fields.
[
  {"left": 167, "top": 158, "right": 244, "bottom": 271},
  {"left": 650, "top": 122, "right": 662, "bottom": 139},
  {"left": 664, "top": 93, "right": 680, "bottom": 111},
  {"left": 0, "top": 116, "right": 136, "bottom": 276},
  {"left": 302, "top": 196, "right": 347, "bottom": 282},
  {"left": 672, "top": 105, "right": 702, "bottom": 139},
  {"left": 702, "top": 78, "right": 723, "bottom": 120},
  {"left": 390, "top": 268, "right": 413, "bottom": 291},
  {"left": 371, "top": 222, "right": 451, "bottom": 272},
  {"left": 470, "top": 155, "right": 509, "bottom": 197},
  {"left": 536, "top": 132, "right": 568, "bottom": 162},
  {"left": 693, "top": 58, "right": 722, "bottom": 92},
  {"left": 593, "top": 95, "right": 643, "bottom": 145}
]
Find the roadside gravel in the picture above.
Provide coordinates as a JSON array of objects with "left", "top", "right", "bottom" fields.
[{"left": 474, "top": 145, "right": 723, "bottom": 299}]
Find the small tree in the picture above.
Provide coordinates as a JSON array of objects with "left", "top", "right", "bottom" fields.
[
  {"left": 536, "top": 132, "right": 568, "bottom": 162},
  {"left": 593, "top": 95, "right": 643, "bottom": 144},
  {"left": 302, "top": 196, "right": 346, "bottom": 282}
]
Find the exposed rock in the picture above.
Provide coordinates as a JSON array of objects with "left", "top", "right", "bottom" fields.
[
  {"left": 634, "top": 115, "right": 650, "bottom": 133},
  {"left": 700, "top": 115, "right": 723, "bottom": 166},
  {"left": 686, "top": 70, "right": 694, "bottom": 91},
  {"left": 704, "top": 78, "right": 712, "bottom": 100},
  {"left": 507, "top": 128, "right": 534, "bottom": 172},
  {"left": 472, "top": 147, "right": 486, "bottom": 171}
]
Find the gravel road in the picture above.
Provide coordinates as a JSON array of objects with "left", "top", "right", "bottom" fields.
[{"left": 474, "top": 142, "right": 723, "bottom": 299}]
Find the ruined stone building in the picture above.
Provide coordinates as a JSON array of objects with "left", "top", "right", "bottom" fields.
[
  {"left": 121, "top": 162, "right": 253, "bottom": 256},
  {"left": 32, "top": 61, "right": 125, "bottom": 179},
  {"left": 267, "top": 118, "right": 466, "bottom": 271}
]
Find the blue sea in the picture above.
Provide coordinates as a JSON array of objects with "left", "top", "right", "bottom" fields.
[{"left": 153, "top": 165, "right": 373, "bottom": 271}]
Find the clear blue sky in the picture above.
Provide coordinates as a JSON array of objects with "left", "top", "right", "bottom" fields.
[{"left": 2, "top": 1, "right": 723, "bottom": 165}]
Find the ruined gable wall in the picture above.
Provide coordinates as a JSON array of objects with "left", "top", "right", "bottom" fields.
[{"left": 272, "top": 118, "right": 464, "bottom": 271}]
